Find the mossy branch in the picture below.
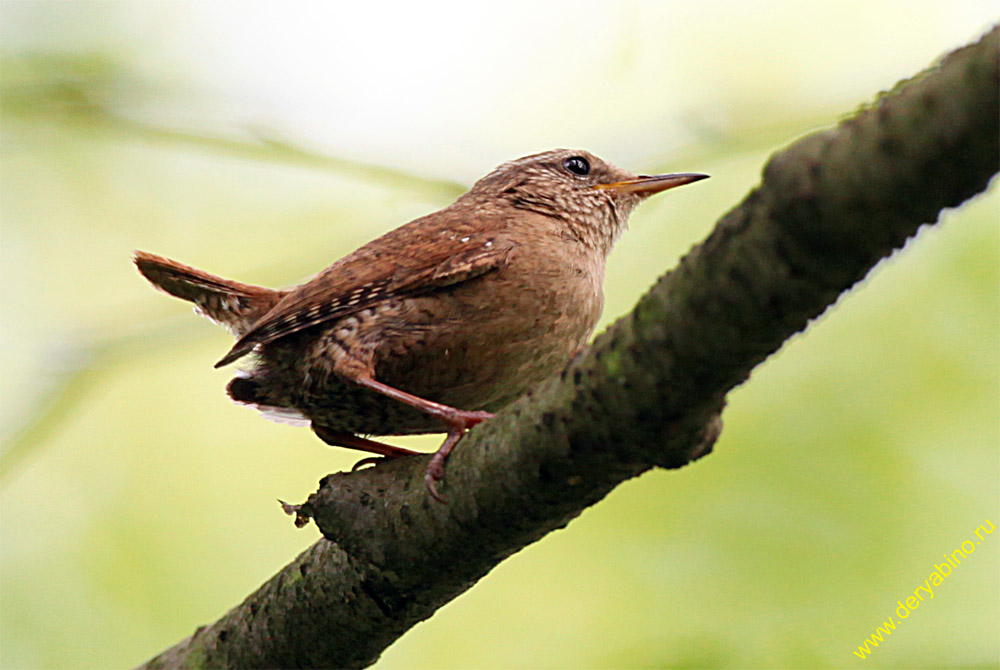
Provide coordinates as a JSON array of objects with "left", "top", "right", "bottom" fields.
[{"left": 139, "top": 27, "right": 998, "bottom": 669}]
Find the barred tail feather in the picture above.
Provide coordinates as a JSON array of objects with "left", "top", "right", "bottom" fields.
[{"left": 134, "top": 251, "right": 282, "bottom": 337}]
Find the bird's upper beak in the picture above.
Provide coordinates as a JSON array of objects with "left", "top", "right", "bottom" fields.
[{"left": 594, "top": 172, "right": 709, "bottom": 195}]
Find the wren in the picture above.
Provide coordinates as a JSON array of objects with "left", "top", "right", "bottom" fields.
[{"left": 135, "top": 149, "right": 707, "bottom": 501}]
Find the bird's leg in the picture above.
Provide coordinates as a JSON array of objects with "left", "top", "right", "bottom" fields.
[
  {"left": 423, "top": 425, "right": 467, "bottom": 502},
  {"left": 352, "top": 375, "right": 495, "bottom": 426},
  {"left": 351, "top": 375, "right": 495, "bottom": 501},
  {"left": 312, "top": 424, "right": 421, "bottom": 471}
]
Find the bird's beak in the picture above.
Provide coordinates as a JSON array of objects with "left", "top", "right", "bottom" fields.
[{"left": 594, "top": 172, "right": 709, "bottom": 195}]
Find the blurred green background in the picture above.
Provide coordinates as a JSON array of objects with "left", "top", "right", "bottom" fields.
[{"left": 1, "top": 1, "right": 997, "bottom": 668}]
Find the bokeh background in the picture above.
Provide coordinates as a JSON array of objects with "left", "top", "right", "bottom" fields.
[{"left": 1, "top": 1, "right": 997, "bottom": 668}]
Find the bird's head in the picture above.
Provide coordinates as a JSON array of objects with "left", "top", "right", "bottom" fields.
[{"left": 467, "top": 149, "right": 708, "bottom": 254}]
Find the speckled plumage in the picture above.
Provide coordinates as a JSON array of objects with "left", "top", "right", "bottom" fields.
[{"left": 135, "top": 149, "right": 708, "bottom": 498}]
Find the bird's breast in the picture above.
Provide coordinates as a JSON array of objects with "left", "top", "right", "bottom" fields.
[{"left": 372, "top": 242, "right": 605, "bottom": 411}]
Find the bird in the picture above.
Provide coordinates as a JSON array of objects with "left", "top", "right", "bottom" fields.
[{"left": 134, "top": 149, "right": 708, "bottom": 501}]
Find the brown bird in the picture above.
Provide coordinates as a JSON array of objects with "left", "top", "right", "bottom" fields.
[{"left": 135, "top": 149, "right": 707, "bottom": 500}]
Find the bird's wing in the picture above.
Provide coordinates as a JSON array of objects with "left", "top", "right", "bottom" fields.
[{"left": 214, "top": 217, "right": 514, "bottom": 368}]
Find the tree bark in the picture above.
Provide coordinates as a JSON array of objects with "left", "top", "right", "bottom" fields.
[{"left": 139, "top": 26, "right": 999, "bottom": 670}]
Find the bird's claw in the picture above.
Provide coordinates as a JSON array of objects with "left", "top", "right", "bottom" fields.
[
  {"left": 425, "top": 471, "right": 447, "bottom": 503},
  {"left": 352, "top": 456, "right": 384, "bottom": 471}
]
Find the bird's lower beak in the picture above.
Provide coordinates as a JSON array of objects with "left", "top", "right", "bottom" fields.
[{"left": 595, "top": 172, "right": 709, "bottom": 195}]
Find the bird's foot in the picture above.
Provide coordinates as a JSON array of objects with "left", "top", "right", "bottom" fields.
[
  {"left": 440, "top": 408, "right": 495, "bottom": 428},
  {"left": 424, "top": 410, "right": 495, "bottom": 503}
]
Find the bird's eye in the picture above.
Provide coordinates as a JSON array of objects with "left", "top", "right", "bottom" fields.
[{"left": 563, "top": 156, "right": 590, "bottom": 176}]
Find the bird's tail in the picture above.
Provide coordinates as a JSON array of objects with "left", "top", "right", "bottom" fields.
[{"left": 134, "top": 251, "right": 283, "bottom": 337}]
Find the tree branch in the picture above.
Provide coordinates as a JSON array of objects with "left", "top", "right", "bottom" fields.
[{"left": 139, "top": 27, "right": 999, "bottom": 669}]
